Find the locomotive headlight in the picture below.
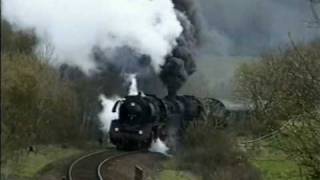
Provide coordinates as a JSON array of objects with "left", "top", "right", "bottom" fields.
[
  {"left": 138, "top": 130, "right": 143, "bottom": 135},
  {"left": 114, "top": 128, "right": 119, "bottom": 132}
]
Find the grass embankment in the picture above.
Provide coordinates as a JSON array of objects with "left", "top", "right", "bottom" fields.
[
  {"left": 1, "top": 145, "right": 83, "bottom": 180},
  {"left": 156, "top": 159, "right": 201, "bottom": 180},
  {"left": 158, "top": 170, "right": 200, "bottom": 180},
  {"left": 253, "top": 159, "right": 301, "bottom": 180},
  {"left": 247, "top": 137, "right": 303, "bottom": 180},
  {"left": 158, "top": 135, "right": 303, "bottom": 180}
]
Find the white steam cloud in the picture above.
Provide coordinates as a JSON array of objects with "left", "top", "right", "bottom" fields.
[
  {"left": 149, "top": 138, "right": 169, "bottom": 155},
  {"left": 98, "top": 95, "right": 121, "bottom": 133},
  {"left": 3, "top": 0, "right": 183, "bottom": 74}
]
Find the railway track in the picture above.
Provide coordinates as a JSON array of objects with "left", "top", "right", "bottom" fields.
[
  {"left": 99, "top": 151, "right": 166, "bottom": 180},
  {"left": 67, "top": 149, "right": 116, "bottom": 180},
  {"left": 97, "top": 151, "right": 141, "bottom": 180},
  {"left": 68, "top": 149, "right": 166, "bottom": 180}
]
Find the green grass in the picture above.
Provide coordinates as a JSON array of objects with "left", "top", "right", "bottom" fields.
[
  {"left": 156, "top": 159, "right": 200, "bottom": 180},
  {"left": 247, "top": 137, "right": 305, "bottom": 180},
  {"left": 158, "top": 170, "right": 200, "bottom": 180},
  {"left": 1, "top": 145, "right": 83, "bottom": 179},
  {"left": 253, "top": 159, "right": 302, "bottom": 180}
]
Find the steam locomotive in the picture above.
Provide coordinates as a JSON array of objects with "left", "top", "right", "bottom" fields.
[{"left": 109, "top": 92, "right": 228, "bottom": 150}]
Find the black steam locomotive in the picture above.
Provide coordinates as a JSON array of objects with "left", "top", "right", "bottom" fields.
[
  {"left": 109, "top": 92, "right": 229, "bottom": 150},
  {"left": 109, "top": 93, "right": 251, "bottom": 150}
]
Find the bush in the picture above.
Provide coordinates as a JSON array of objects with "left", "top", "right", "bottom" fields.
[
  {"left": 176, "top": 120, "right": 261, "bottom": 180},
  {"left": 279, "top": 111, "right": 320, "bottom": 179}
]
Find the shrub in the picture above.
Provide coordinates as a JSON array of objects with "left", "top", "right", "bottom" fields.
[
  {"left": 176, "top": 120, "right": 261, "bottom": 180},
  {"left": 279, "top": 111, "right": 320, "bottom": 179}
]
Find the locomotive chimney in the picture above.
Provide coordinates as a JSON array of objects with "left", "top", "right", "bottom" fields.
[{"left": 168, "top": 88, "right": 177, "bottom": 99}]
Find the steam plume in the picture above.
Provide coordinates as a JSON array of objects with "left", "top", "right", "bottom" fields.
[
  {"left": 127, "top": 74, "right": 138, "bottom": 96},
  {"left": 149, "top": 138, "right": 170, "bottom": 155},
  {"left": 3, "top": 0, "right": 183, "bottom": 74},
  {"left": 98, "top": 95, "right": 121, "bottom": 133}
]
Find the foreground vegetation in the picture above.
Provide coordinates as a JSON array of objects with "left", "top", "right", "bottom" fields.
[
  {"left": 1, "top": 145, "right": 82, "bottom": 180},
  {"left": 163, "top": 120, "right": 260, "bottom": 180},
  {"left": 235, "top": 41, "right": 320, "bottom": 179}
]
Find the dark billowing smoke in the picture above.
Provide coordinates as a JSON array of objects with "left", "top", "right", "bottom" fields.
[
  {"left": 160, "top": 0, "right": 201, "bottom": 96},
  {"left": 172, "top": 0, "right": 203, "bottom": 42}
]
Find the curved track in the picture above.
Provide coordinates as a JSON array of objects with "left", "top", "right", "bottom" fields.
[
  {"left": 68, "top": 149, "right": 166, "bottom": 180},
  {"left": 99, "top": 151, "right": 167, "bottom": 180},
  {"left": 68, "top": 149, "right": 116, "bottom": 180},
  {"left": 97, "top": 151, "right": 140, "bottom": 180}
]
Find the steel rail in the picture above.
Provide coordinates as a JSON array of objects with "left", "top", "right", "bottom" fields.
[
  {"left": 97, "top": 151, "right": 141, "bottom": 180},
  {"left": 68, "top": 150, "right": 109, "bottom": 180}
]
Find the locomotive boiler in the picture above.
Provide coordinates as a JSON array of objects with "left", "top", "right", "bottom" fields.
[{"left": 109, "top": 92, "right": 204, "bottom": 150}]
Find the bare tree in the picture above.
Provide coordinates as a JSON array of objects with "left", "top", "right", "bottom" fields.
[
  {"left": 309, "top": 0, "right": 320, "bottom": 26},
  {"left": 235, "top": 41, "right": 320, "bottom": 179}
]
